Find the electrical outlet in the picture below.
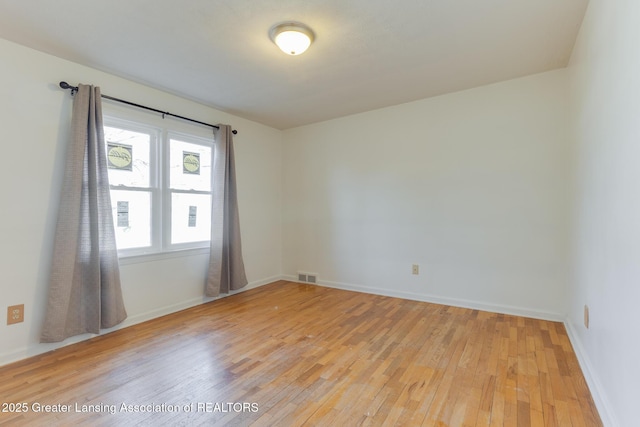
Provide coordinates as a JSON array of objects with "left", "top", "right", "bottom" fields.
[
  {"left": 7, "top": 304, "right": 24, "bottom": 325},
  {"left": 584, "top": 305, "right": 589, "bottom": 329},
  {"left": 412, "top": 264, "right": 419, "bottom": 275}
]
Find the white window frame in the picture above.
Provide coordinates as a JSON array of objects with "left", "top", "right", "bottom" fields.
[
  {"left": 103, "top": 113, "right": 214, "bottom": 260},
  {"left": 164, "top": 131, "right": 214, "bottom": 252}
]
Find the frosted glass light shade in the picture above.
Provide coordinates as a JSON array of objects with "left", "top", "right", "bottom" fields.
[{"left": 270, "top": 23, "right": 314, "bottom": 56}]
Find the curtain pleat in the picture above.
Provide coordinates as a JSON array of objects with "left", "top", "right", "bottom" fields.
[
  {"left": 41, "top": 84, "right": 127, "bottom": 343},
  {"left": 206, "top": 124, "right": 248, "bottom": 297}
]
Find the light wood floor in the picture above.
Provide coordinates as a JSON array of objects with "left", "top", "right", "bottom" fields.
[{"left": 0, "top": 281, "right": 601, "bottom": 426}]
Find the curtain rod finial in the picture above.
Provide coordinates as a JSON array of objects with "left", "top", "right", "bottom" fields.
[{"left": 59, "top": 81, "right": 78, "bottom": 95}]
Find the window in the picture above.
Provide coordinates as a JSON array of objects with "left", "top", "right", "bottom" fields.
[
  {"left": 104, "top": 117, "right": 213, "bottom": 256},
  {"left": 168, "top": 135, "right": 212, "bottom": 246}
]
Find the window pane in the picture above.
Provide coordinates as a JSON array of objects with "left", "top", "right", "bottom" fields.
[
  {"left": 110, "top": 190, "right": 152, "bottom": 249},
  {"left": 104, "top": 126, "right": 151, "bottom": 187},
  {"left": 171, "top": 193, "right": 211, "bottom": 244},
  {"left": 169, "top": 138, "right": 211, "bottom": 191}
]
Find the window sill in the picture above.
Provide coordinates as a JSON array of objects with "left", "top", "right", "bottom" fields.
[{"left": 118, "top": 247, "right": 210, "bottom": 265}]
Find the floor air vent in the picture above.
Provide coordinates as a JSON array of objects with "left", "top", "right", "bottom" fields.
[{"left": 297, "top": 272, "right": 318, "bottom": 284}]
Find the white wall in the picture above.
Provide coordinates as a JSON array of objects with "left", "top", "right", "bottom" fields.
[
  {"left": 566, "top": 1, "right": 640, "bottom": 426},
  {"left": 283, "top": 69, "right": 571, "bottom": 319},
  {"left": 0, "top": 39, "right": 283, "bottom": 365}
]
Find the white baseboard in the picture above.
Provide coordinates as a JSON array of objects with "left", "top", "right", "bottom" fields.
[
  {"left": 0, "top": 276, "right": 281, "bottom": 368},
  {"left": 123, "top": 274, "right": 282, "bottom": 326},
  {"left": 564, "top": 320, "right": 618, "bottom": 427},
  {"left": 283, "top": 275, "right": 564, "bottom": 322}
]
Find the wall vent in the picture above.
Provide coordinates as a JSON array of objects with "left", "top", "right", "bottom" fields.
[{"left": 297, "top": 272, "right": 318, "bottom": 284}]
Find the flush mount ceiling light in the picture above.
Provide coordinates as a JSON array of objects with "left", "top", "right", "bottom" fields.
[{"left": 269, "top": 22, "right": 314, "bottom": 56}]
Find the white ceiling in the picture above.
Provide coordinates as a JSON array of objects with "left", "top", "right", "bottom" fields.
[{"left": 0, "top": 0, "right": 588, "bottom": 130}]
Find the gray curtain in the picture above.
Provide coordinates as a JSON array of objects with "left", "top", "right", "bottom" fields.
[
  {"left": 41, "top": 84, "right": 127, "bottom": 343},
  {"left": 206, "top": 124, "right": 248, "bottom": 296}
]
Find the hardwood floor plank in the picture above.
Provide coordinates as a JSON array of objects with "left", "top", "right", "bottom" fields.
[
  {"left": 0, "top": 281, "right": 602, "bottom": 426},
  {"left": 517, "top": 400, "right": 532, "bottom": 427}
]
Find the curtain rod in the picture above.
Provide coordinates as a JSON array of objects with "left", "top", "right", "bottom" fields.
[{"left": 59, "top": 81, "right": 237, "bottom": 135}]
